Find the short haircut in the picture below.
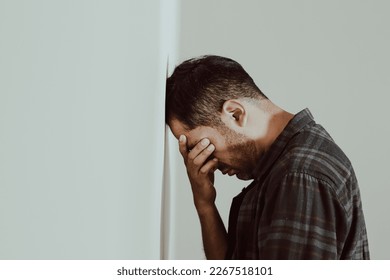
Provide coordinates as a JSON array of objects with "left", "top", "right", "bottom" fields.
[{"left": 165, "top": 55, "right": 267, "bottom": 130}]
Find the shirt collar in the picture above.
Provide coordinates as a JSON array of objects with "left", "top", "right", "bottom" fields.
[{"left": 251, "top": 108, "right": 316, "bottom": 181}]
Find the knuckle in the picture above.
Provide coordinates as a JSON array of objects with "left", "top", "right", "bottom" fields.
[
  {"left": 199, "top": 168, "right": 207, "bottom": 174},
  {"left": 193, "top": 158, "right": 202, "bottom": 166},
  {"left": 188, "top": 153, "right": 196, "bottom": 161},
  {"left": 190, "top": 146, "right": 201, "bottom": 155},
  {"left": 202, "top": 148, "right": 212, "bottom": 156}
]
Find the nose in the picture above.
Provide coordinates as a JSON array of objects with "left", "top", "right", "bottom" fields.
[{"left": 220, "top": 168, "right": 229, "bottom": 175}]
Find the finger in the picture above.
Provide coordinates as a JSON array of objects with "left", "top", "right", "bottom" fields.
[
  {"left": 188, "top": 138, "right": 210, "bottom": 161},
  {"left": 199, "top": 158, "right": 219, "bottom": 175},
  {"left": 178, "top": 135, "right": 188, "bottom": 158},
  {"left": 192, "top": 143, "right": 215, "bottom": 166}
]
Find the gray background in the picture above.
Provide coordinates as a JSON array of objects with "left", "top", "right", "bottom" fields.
[{"left": 165, "top": 0, "right": 390, "bottom": 259}]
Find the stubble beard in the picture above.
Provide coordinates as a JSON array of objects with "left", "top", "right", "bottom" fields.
[{"left": 218, "top": 125, "right": 258, "bottom": 179}]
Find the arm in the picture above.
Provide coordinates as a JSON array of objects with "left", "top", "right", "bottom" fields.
[
  {"left": 197, "top": 202, "right": 228, "bottom": 260},
  {"left": 178, "top": 135, "right": 227, "bottom": 259}
]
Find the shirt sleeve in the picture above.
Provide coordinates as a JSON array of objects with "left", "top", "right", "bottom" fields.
[{"left": 257, "top": 171, "right": 348, "bottom": 259}]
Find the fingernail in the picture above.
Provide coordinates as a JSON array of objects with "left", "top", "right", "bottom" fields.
[
  {"left": 179, "top": 135, "right": 185, "bottom": 142},
  {"left": 207, "top": 144, "right": 215, "bottom": 151},
  {"left": 201, "top": 138, "right": 210, "bottom": 146}
]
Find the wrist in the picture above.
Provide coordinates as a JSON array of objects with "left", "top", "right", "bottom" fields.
[{"left": 195, "top": 202, "right": 217, "bottom": 217}]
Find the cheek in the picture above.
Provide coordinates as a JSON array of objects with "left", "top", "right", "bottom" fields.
[
  {"left": 209, "top": 140, "right": 232, "bottom": 163},
  {"left": 212, "top": 142, "right": 229, "bottom": 154}
]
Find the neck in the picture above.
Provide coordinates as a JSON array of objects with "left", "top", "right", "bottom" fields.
[{"left": 252, "top": 101, "right": 294, "bottom": 157}]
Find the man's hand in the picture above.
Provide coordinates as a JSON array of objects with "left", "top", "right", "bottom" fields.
[
  {"left": 178, "top": 134, "right": 227, "bottom": 259},
  {"left": 178, "top": 135, "right": 219, "bottom": 212}
]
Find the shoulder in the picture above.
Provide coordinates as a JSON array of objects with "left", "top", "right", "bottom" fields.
[
  {"left": 275, "top": 122, "right": 355, "bottom": 187},
  {"left": 265, "top": 123, "right": 358, "bottom": 216}
]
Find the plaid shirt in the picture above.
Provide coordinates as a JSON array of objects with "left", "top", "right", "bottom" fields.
[{"left": 226, "top": 109, "right": 370, "bottom": 259}]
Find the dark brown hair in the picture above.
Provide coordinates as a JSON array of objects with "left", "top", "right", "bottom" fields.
[{"left": 165, "top": 55, "right": 267, "bottom": 129}]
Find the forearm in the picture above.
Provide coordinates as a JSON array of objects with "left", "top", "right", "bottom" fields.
[
  {"left": 196, "top": 204, "right": 228, "bottom": 260},
  {"left": 176, "top": 135, "right": 226, "bottom": 258}
]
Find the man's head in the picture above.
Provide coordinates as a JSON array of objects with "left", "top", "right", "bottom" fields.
[
  {"left": 166, "top": 55, "right": 278, "bottom": 180},
  {"left": 166, "top": 55, "right": 267, "bottom": 130}
]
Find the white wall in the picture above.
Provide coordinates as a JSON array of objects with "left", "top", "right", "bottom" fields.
[
  {"left": 166, "top": 0, "right": 390, "bottom": 259},
  {"left": 0, "top": 0, "right": 174, "bottom": 259},
  {"left": 1, "top": 0, "right": 387, "bottom": 261}
]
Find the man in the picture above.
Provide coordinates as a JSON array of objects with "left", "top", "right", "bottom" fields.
[{"left": 165, "top": 55, "right": 369, "bottom": 259}]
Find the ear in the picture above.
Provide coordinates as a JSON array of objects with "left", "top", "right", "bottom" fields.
[{"left": 221, "top": 99, "right": 247, "bottom": 128}]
